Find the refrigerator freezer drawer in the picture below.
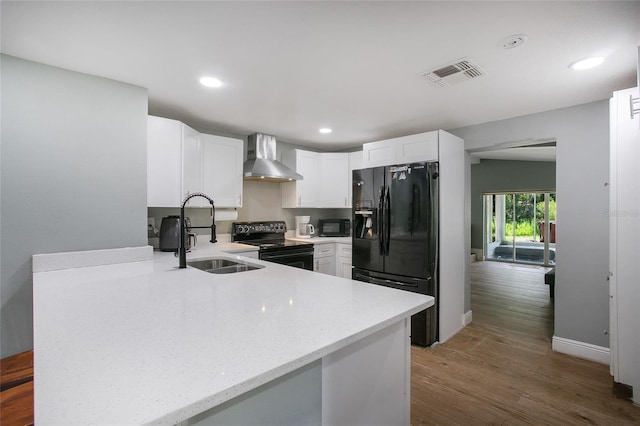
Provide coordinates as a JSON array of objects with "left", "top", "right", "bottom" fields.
[
  {"left": 352, "top": 269, "right": 434, "bottom": 296},
  {"left": 352, "top": 268, "right": 438, "bottom": 346}
]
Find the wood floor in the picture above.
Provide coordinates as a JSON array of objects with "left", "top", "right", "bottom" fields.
[{"left": 411, "top": 261, "right": 640, "bottom": 425}]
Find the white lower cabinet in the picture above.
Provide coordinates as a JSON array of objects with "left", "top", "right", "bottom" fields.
[
  {"left": 314, "top": 243, "right": 336, "bottom": 275},
  {"left": 311, "top": 242, "right": 352, "bottom": 279},
  {"left": 336, "top": 243, "right": 352, "bottom": 279}
]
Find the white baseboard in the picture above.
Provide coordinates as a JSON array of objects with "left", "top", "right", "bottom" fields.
[
  {"left": 463, "top": 310, "right": 473, "bottom": 326},
  {"left": 552, "top": 336, "right": 610, "bottom": 365}
]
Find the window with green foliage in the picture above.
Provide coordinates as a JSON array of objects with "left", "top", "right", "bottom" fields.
[{"left": 484, "top": 192, "right": 556, "bottom": 265}]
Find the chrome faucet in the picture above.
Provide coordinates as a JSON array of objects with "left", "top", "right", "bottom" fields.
[{"left": 179, "top": 192, "right": 216, "bottom": 268}]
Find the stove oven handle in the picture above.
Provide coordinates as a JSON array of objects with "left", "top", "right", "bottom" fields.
[{"left": 259, "top": 251, "right": 313, "bottom": 260}]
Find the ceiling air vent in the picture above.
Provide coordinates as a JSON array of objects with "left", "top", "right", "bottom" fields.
[{"left": 421, "top": 58, "right": 485, "bottom": 88}]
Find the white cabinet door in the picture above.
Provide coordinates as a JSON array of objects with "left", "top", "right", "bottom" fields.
[
  {"left": 315, "top": 256, "right": 336, "bottom": 276},
  {"left": 181, "top": 124, "right": 204, "bottom": 207},
  {"left": 314, "top": 243, "right": 336, "bottom": 275},
  {"left": 348, "top": 151, "right": 363, "bottom": 208},
  {"left": 318, "top": 153, "right": 350, "bottom": 208},
  {"left": 202, "top": 134, "right": 244, "bottom": 208},
  {"left": 362, "top": 131, "right": 438, "bottom": 168},
  {"left": 336, "top": 243, "right": 353, "bottom": 279},
  {"left": 362, "top": 140, "right": 397, "bottom": 168},
  {"left": 147, "top": 115, "right": 244, "bottom": 209},
  {"left": 337, "top": 257, "right": 352, "bottom": 279},
  {"left": 282, "top": 150, "right": 319, "bottom": 207},
  {"left": 147, "top": 116, "right": 182, "bottom": 207},
  {"left": 397, "top": 131, "right": 438, "bottom": 163}
]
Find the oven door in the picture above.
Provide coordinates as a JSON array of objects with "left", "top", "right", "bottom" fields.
[{"left": 260, "top": 247, "right": 314, "bottom": 271}]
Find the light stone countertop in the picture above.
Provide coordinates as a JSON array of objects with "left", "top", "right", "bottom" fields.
[
  {"left": 32, "top": 243, "right": 431, "bottom": 425},
  {"left": 286, "top": 236, "right": 352, "bottom": 244}
]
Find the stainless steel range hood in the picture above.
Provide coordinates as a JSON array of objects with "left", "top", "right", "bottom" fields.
[{"left": 243, "top": 133, "right": 303, "bottom": 182}]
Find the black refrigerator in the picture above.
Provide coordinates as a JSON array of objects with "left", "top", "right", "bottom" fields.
[{"left": 352, "top": 162, "right": 439, "bottom": 346}]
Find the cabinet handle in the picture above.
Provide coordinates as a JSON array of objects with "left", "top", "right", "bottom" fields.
[
  {"left": 238, "top": 194, "right": 242, "bottom": 205},
  {"left": 345, "top": 197, "right": 347, "bottom": 206},
  {"left": 298, "top": 196, "right": 302, "bottom": 205}
]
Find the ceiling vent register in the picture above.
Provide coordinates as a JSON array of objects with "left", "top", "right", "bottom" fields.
[{"left": 421, "top": 58, "right": 485, "bottom": 88}]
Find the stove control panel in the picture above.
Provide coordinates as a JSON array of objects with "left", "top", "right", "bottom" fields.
[{"left": 232, "top": 221, "right": 287, "bottom": 236}]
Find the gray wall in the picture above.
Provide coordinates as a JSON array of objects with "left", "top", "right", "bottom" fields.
[
  {"left": 450, "top": 100, "right": 610, "bottom": 348},
  {"left": 0, "top": 55, "right": 148, "bottom": 357},
  {"left": 470, "top": 159, "right": 556, "bottom": 250}
]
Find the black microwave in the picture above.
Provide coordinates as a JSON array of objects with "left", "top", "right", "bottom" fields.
[{"left": 318, "top": 219, "right": 351, "bottom": 237}]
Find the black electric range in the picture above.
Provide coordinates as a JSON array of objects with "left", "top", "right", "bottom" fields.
[{"left": 231, "top": 221, "right": 314, "bottom": 270}]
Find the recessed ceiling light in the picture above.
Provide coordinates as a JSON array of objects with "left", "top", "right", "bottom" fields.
[
  {"left": 319, "top": 128, "right": 332, "bottom": 134},
  {"left": 199, "top": 76, "right": 223, "bottom": 88},
  {"left": 569, "top": 57, "right": 604, "bottom": 71}
]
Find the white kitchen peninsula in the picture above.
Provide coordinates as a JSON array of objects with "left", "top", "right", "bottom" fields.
[{"left": 32, "top": 245, "right": 432, "bottom": 425}]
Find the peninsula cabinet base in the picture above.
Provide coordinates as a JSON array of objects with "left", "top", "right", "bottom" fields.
[{"left": 183, "top": 319, "right": 411, "bottom": 426}]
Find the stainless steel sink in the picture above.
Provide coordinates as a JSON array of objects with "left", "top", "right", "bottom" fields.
[{"left": 187, "top": 258, "right": 264, "bottom": 274}]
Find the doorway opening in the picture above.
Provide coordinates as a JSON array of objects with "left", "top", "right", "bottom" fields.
[{"left": 483, "top": 192, "right": 556, "bottom": 266}]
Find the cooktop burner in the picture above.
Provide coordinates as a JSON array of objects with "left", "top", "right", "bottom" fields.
[{"left": 231, "top": 221, "right": 313, "bottom": 251}]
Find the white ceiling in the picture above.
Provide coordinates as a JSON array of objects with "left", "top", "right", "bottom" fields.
[{"left": 2, "top": 1, "right": 639, "bottom": 151}]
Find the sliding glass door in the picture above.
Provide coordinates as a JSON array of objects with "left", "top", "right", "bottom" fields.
[{"left": 484, "top": 192, "right": 556, "bottom": 266}]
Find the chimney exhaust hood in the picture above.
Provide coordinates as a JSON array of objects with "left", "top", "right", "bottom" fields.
[{"left": 243, "top": 133, "right": 303, "bottom": 182}]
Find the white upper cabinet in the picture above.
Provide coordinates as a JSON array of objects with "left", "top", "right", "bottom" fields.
[
  {"left": 147, "top": 115, "right": 243, "bottom": 208},
  {"left": 147, "top": 116, "right": 182, "bottom": 207},
  {"left": 362, "top": 131, "right": 438, "bottom": 168},
  {"left": 282, "top": 150, "right": 353, "bottom": 208},
  {"left": 202, "top": 134, "right": 244, "bottom": 208},
  {"left": 318, "top": 153, "right": 350, "bottom": 208},
  {"left": 281, "top": 149, "right": 319, "bottom": 208},
  {"left": 181, "top": 124, "right": 204, "bottom": 207}
]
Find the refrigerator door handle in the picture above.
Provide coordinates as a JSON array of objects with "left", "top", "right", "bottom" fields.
[
  {"left": 377, "top": 186, "right": 385, "bottom": 256},
  {"left": 430, "top": 163, "right": 439, "bottom": 283},
  {"left": 363, "top": 274, "right": 420, "bottom": 289},
  {"left": 384, "top": 185, "right": 391, "bottom": 256}
]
